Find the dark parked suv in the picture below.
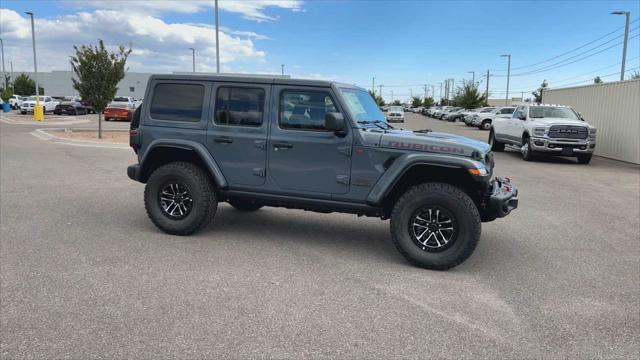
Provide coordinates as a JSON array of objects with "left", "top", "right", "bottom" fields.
[{"left": 127, "top": 74, "right": 518, "bottom": 270}]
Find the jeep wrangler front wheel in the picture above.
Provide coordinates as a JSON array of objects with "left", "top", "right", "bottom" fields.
[
  {"left": 390, "top": 183, "right": 481, "bottom": 270},
  {"left": 144, "top": 162, "right": 217, "bottom": 235}
]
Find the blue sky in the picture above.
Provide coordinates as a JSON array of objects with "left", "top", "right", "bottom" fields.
[{"left": 1, "top": 0, "right": 639, "bottom": 101}]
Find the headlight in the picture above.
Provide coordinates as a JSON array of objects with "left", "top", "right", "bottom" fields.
[
  {"left": 533, "top": 127, "right": 547, "bottom": 137},
  {"left": 589, "top": 128, "right": 597, "bottom": 134}
]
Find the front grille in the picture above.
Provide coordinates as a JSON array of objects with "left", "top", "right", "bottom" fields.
[{"left": 548, "top": 125, "right": 588, "bottom": 139}]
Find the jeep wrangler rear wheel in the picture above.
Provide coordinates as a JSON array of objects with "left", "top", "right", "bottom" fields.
[
  {"left": 390, "top": 183, "right": 481, "bottom": 270},
  {"left": 144, "top": 162, "right": 217, "bottom": 235},
  {"left": 228, "top": 199, "right": 263, "bottom": 212}
]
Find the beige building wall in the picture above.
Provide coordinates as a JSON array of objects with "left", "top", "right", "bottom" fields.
[
  {"left": 543, "top": 79, "right": 640, "bottom": 164},
  {"left": 486, "top": 98, "right": 522, "bottom": 106}
]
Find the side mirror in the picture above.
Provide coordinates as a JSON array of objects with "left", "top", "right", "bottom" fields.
[
  {"left": 518, "top": 114, "right": 526, "bottom": 120},
  {"left": 325, "top": 112, "right": 346, "bottom": 135}
]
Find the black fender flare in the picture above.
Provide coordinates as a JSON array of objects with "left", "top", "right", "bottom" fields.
[
  {"left": 140, "top": 139, "right": 228, "bottom": 188},
  {"left": 366, "top": 152, "right": 486, "bottom": 205}
]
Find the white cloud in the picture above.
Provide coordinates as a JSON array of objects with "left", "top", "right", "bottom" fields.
[
  {"left": 0, "top": 8, "right": 267, "bottom": 73},
  {"left": 72, "top": 0, "right": 303, "bottom": 22}
]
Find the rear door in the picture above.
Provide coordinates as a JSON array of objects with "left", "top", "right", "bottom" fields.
[{"left": 206, "top": 83, "right": 270, "bottom": 187}]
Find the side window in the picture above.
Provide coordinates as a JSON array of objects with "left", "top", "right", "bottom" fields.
[
  {"left": 149, "top": 83, "right": 204, "bottom": 122},
  {"left": 502, "top": 107, "right": 514, "bottom": 114},
  {"left": 279, "top": 90, "right": 338, "bottom": 130},
  {"left": 513, "top": 106, "right": 525, "bottom": 119},
  {"left": 215, "top": 87, "right": 265, "bottom": 126}
]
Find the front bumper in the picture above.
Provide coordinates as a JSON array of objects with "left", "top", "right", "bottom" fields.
[
  {"left": 481, "top": 177, "right": 518, "bottom": 222},
  {"left": 530, "top": 136, "right": 595, "bottom": 155}
]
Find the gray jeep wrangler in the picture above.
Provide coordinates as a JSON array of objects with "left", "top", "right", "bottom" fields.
[{"left": 127, "top": 74, "right": 518, "bottom": 270}]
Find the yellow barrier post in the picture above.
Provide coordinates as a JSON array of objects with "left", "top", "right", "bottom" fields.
[{"left": 34, "top": 98, "right": 44, "bottom": 121}]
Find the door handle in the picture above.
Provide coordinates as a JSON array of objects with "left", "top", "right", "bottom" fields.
[
  {"left": 213, "top": 136, "right": 233, "bottom": 144},
  {"left": 273, "top": 142, "right": 293, "bottom": 150}
]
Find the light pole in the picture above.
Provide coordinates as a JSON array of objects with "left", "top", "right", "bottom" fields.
[
  {"left": 611, "top": 11, "right": 630, "bottom": 81},
  {"left": 214, "top": 0, "right": 220, "bottom": 73},
  {"left": 189, "top": 47, "right": 195, "bottom": 72},
  {"left": 501, "top": 54, "right": 511, "bottom": 106},
  {"left": 0, "top": 38, "right": 5, "bottom": 90},
  {"left": 26, "top": 11, "right": 42, "bottom": 121},
  {"left": 9, "top": 61, "right": 13, "bottom": 80},
  {"left": 372, "top": 77, "right": 375, "bottom": 94},
  {"left": 467, "top": 71, "right": 475, "bottom": 84},
  {"left": 281, "top": 64, "right": 284, "bottom": 75}
]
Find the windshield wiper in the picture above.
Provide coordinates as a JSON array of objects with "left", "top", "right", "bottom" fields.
[{"left": 357, "top": 120, "right": 393, "bottom": 130}]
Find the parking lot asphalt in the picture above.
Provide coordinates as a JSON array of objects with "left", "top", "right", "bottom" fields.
[{"left": 1, "top": 111, "right": 639, "bottom": 358}]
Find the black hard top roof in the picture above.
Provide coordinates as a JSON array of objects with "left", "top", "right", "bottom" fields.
[{"left": 149, "top": 73, "right": 357, "bottom": 89}]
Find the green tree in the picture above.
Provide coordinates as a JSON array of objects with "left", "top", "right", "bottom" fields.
[
  {"left": 70, "top": 39, "right": 131, "bottom": 138},
  {"left": 368, "top": 90, "right": 385, "bottom": 106},
  {"left": 12, "top": 73, "right": 44, "bottom": 95},
  {"left": 593, "top": 76, "right": 603, "bottom": 84},
  {"left": 531, "top": 79, "right": 548, "bottom": 103},
  {"left": 631, "top": 70, "right": 640, "bottom": 80},
  {"left": 411, "top": 96, "right": 422, "bottom": 107},
  {"left": 452, "top": 80, "right": 486, "bottom": 109},
  {"left": 422, "top": 97, "right": 434, "bottom": 107},
  {"left": 391, "top": 100, "right": 402, "bottom": 106},
  {"left": 0, "top": 86, "right": 13, "bottom": 102}
]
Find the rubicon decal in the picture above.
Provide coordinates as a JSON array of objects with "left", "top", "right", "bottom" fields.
[{"left": 387, "top": 141, "right": 466, "bottom": 155}]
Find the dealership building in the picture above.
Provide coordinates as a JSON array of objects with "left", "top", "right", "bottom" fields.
[{"left": 12, "top": 70, "right": 153, "bottom": 99}]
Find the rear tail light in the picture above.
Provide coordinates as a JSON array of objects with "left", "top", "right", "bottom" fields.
[{"left": 129, "top": 129, "right": 141, "bottom": 152}]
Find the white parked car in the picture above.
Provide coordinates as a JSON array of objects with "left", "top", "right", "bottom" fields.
[
  {"left": 114, "top": 96, "right": 137, "bottom": 109},
  {"left": 430, "top": 106, "right": 450, "bottom": 118},
  {"left": 20, "top": 96, "right": 59, "bottom": 114},
  {"left": 490, "top": 103, "right": 596, "bottom": 164},
  {"left": 470, "top": 106, "right": 515, "bottom": 130},
  {"left": 386, "top": 106, "right": 405, "bottom": 123},
  {"left": 8, "top": 95, "right": 25, "bottom": 110},
  {"left": 464, "top": 107, "right": 496, "bottom": 126}
]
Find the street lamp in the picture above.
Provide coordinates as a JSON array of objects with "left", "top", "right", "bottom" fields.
[
  {"left": 214, "top": 0, "right": 220, "bottom": 73},
  {"left": 0, "top": 38, "right": 5, "bottom": 90},
  {"left": 611, "top": 11, "right": 630, "bottom": 81},
  {"left": 467, "top": 71, "right": 475, "bottom": 84},
  {"left": 281, "top": 64, "right": 284, "bottom": 75},
  {"left": 25, "top": 11, "right": 43, "bottom": 121},
  {"left": 501, "top": 54, "right": 511, "bottom": 106},
  {"left": 188, "top": 47, "right": 195, "bottom": 72}
]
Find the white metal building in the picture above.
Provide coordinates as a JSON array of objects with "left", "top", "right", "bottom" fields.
[
  {"left": 543, "top": 79, "right": 640, "bottom": 164},
  {"left": 12, "top": 71, "right": 152, "bottom": 99}
]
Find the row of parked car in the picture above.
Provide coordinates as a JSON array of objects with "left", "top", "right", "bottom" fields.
[
  {"left": 7, "top": 94, "right": 140, "bottom": 121},
  {"left": 421, "top": 104, "right": 597, "bottom": 164}
]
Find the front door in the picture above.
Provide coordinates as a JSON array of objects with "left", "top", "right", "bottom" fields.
[
  {"left": 206, "top": 83, "right": 270, "bottom": 187},
  {"left": 268, "top": 86, "right": 352, "bottom": 195}
]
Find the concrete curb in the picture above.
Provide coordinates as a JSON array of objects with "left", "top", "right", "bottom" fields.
[
  {"left": 30, "top": 128, "right": 130, "bottom": 150},
  {"left": 1, "top": 115, "right": 90, "bottom": 126}
]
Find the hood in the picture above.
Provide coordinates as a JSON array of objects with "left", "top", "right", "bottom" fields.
[
  {"left": 373, "top": 128, "right": 490, "bottom": 158},
  {"left": 529, "top": 117, "right": 591, "bottom": 127}
]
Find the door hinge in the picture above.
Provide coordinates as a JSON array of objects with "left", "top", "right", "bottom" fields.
[
  {"left": 253, "top": 168, "right": 266, "bottom": 177},
  {"left": 337, "top": 145, "right": 352, "bottom": 157},
  {"left": 336, "top": 175, "right": 350, "bottom": 185},
  {"left": 254, "top": 140, "right": 266, "bottom": 150}
]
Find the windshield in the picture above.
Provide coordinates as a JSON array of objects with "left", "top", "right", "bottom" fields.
[
  {"left": 480, "top": 108, "right": 494, "bottom": 113},
  {"left": 339, "top": 88, "right": 385, "bottom": 123},
  {"left": 530, "top": 106, "right": 579, "bottom": 120},
  {"left": 27, "top": 96, "right": 45, "bottom": 101},
  {"left": 388, "top": 106, "right": 403, "bottom": 112}
]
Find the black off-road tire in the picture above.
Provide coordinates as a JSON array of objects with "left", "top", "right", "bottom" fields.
[
  {"left": 577, "top": 154, "right": 592, "bottom": 164},
  {"left": 390, "top": 183, "right": 482, "bottom": 270},
  {"left": 228, "top": 199, "right": 263, "bottom": 212},
  {"left": 144, "top": 162, "right": 217, "bottom": 235},
  {"left": 489, "top": 130, "right": 505, "bottom": 152}
]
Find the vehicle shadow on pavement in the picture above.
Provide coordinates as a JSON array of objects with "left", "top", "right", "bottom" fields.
[
  {"left": 503, "top": 148, "right": 578, "bottom": 164},
  {"left": 136, "top": 204, "right": 407, "bottom": 266}
]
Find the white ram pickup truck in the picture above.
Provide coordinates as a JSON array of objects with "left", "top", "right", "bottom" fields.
[
  {"left": 489, "top": 103, "right": 597, "bottom": 164},
  {"left": 20, "top": 96, "right": 59, "bottom": 114}
]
